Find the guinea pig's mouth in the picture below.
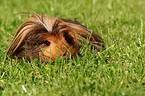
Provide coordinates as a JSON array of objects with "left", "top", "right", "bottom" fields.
[
  {"left": 62, "top": 50, "right": 77, "bottom": 59},
  {"left": 62, "top": 52, "right": 67, "bottom": 57},
  {"left": 61, "top": 50, "right": 72, "bottom": 58},
  {"left": 62, "top": 51, "right": 70, "bottom": 58}
]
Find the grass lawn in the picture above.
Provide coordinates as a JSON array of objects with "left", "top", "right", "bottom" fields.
[{"left": 0, "top": 0, "right": 145, "bottom": 95}]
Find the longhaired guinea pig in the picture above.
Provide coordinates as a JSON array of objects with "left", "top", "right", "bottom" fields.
[{"left": 6, "top": 14, "right": 105, "bottom": 62}]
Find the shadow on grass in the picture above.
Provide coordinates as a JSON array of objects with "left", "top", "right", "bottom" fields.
[{"left": 0, "top": 86, "right": 4, "bottom": 96}]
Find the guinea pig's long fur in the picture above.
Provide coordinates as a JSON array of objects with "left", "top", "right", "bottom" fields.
[{"left": 6, "top": 14, "right": 105, "bottom": 62}]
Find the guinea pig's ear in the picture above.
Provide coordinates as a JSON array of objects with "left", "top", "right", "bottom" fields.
[
  {"left": 61, "top": 19, "right": 105, "bottom": 51},
  {"left": 62, "top": 30, "right": 77, "bottom": 47}
]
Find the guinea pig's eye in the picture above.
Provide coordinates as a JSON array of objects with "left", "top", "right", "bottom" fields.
[{"left": 43, "top": 40, "right": 50, "bottom": 47}]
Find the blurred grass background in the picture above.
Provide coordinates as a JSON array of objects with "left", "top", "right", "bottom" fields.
[{"left": 0, "top": 0, "right": 145, "bottom": 95}]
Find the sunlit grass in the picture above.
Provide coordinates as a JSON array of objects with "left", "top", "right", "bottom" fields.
[{"left": 0, "top": 0, "right": 145, "bottom": 95}]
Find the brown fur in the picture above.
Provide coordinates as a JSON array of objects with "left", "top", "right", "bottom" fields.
[{"left": 6, "top": 14, "right": 105, "bottom": 62}]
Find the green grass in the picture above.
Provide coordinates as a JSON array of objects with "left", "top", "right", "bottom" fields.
[{"left": 0, "top": 0, "right": 145, "bottom": 95}]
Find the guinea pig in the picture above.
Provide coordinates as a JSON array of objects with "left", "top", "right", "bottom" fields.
[{"left": 6, "top": 14, "right": 105, "bottom": 62}]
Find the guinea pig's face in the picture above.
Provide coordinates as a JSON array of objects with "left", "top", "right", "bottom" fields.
[
  {"left": 12, "top": 32, "right": 79, "bottom": 62},
  {"left": 39, "top": 32, "right": 79, "bottom": 62}
]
